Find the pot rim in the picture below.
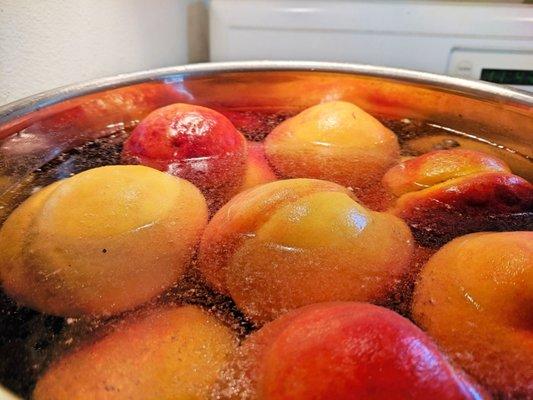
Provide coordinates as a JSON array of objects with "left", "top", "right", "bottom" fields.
[
  {"left": 1, "top": 60, "right": 532, "bottom": 128},
  {"left": 0, "top": 60, "right": 532, "bottom": 400}
]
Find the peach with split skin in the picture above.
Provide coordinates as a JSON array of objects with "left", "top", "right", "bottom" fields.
[
  {"left": 412, "top": 232, "right": 533, "bottom": 399},
  {"left": 239, "top": 141, "right": 277, "bottom": 192},
  {"left": 0, "top": 165, "right": 208, "bottom": 317},
  {"left": 217, "top": 302, "right": 486, "bottom": 400},
  {"left": 33, "top": 305, "right": 237, "bottom": 400},
  {"left": 122, "top": 103, "right": 247, "bottom": 208},
  {"left": 198, "top": 178, "right": 413, "bottom": 324},
  {"left": 264, "top": 101, "right": 400, "bottom": 196},
  {"left": 383, "top": 149, "right": 511, "bottom": 197},
  {"left": 393, "top": 172, "right": 532, "bottom": 246},
  {"left": 383, "top": 150, "right": 533, "bottom": 246}
]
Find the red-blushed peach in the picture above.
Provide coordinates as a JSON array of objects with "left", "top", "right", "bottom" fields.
[
  {"left": 0, "top": 165, "right": 208, "bottom": 317},
  {"left": 215, "top": 302, "right": 486, "bottom": 400},
  {"left": 239, "top": 141, "right": 277, "bottom": 192},
  {"left": 412, "top": 232, "right": 533, "bottom": 399},
  {"left": 264, "top": 101, "right": 400, "bottom": 193},
  {"left": 122, "top": 103, "right": 247, "bottom": 208},
  {"left": 391, "top": 171, "right": 533, "bottom": 246},
  {"left": 198, "top": 178, "right": 413, "bottom": 324},
  {"left": 33, "top": 305, "right": 237, "bottom": 400},
  {"left": 382, "top": 149, "right": 532, "bottom": 246},
  {"left": 383, "top": 149, "right": 511, "bottom": 197}
]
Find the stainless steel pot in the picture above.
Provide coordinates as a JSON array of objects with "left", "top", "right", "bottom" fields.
[{"left": 0, "top": 61, "right": 531, "bottom": 400}]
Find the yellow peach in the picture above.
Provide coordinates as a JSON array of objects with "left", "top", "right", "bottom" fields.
[
  {"left": 198, "top": 179, "right": 413, "bottom": 324},
  {"left": 33, "top": 305, "right": 237, "bottom": 400},
  {"left": 264, "top": 101, "right": 400, "bottom": 191},
  {"left": 412, "top": 232, "right": 533, "bottom": 398},
  {"left": 0, "top": 181, "right": 63, "bottom": 307},
  {"left": 0, "top": 165, "right": 208, "bottom": 317}
]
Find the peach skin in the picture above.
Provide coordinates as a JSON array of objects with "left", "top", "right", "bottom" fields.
[
  {"left": 0, "top": 165, "right": 208, "bottom": 317},
  {"left": 239, "top": 141, "right": 277, "bottom": 192},
  {"left": 264, "top": 101, "right": 400, "bottom": 194},
  {"left": 383, "top": 150, "right": 532, "bottom": 246},
  {"left": 33, "top": 305, "right": 237, "bottom": 400},
  {"left": 383, "top": 149, "right": 511, "bottom": 197},
  {"left": 216, "top": 302, "right": 487, "bottom": 400},
  {"left": 198, "top": 178, "right": 413, "bottom": 324},
  {"left": 412, "top": 232, "right": 533, "bottom": 399},
  {"left": 122, "top": 103, "right": 247, "bottom": 208}
]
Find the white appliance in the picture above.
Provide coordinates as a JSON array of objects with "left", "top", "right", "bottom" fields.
[{"left": 210, "top": 0, "right": 533, "bottom": 91}]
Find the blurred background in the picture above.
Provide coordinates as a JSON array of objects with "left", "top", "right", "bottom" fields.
[{"left": 1, "top": 0, "right": 532, "bottom": 105}]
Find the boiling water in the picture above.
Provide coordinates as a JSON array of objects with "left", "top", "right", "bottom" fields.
[{"left": 0, "top": 110, "right": 530, "bottom": 399}]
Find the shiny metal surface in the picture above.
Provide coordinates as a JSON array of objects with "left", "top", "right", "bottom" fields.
[
  {"left": 1, "top": 61, "right": 531, "bottom": 198},
  {"left": 0, "top": 61, "right": 532, "bottom": 400},
  {"left": 1, "top": 61, "right": 532, "bottom": 134},
  {"left": 2, "top": 61, "right": 533, "bottom": 123}
]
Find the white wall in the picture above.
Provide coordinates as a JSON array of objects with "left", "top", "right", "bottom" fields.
[{"left": 0, "top": 0, "right": 200, "bottom": 105}]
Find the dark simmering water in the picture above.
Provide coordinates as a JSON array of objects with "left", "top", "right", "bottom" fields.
[{"left": 0, "top": 110, "right": 530, "bottom": 399}]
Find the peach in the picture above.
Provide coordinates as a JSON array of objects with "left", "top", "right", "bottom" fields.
[
  {"left": 402, "top": 134, "right": 533, "bottom": 182},
  {"left": 412, "top": 232, "right": 533, "bottom": 398},
  {"left": 384, "top": 150, "right": 533, "bottom": 246},
  {"left": 122, "top": 103, "right": 247, "bottom": 208},
  {"left": 383, "top": 149, "right": 510, "bottom": 197},
  {"left": 393, "top": 172, "right": 532, "bottom": 245},
  {"left": 198, "top": 178, "right": 413, "bottom": 324},
  {"left": 239, "top": 141, "right": 277, "bottom": 192},
  {"left": 33, "top": 305, "right": 237, "bottom": 400},
  {"left": 217, "top": 302, "right": 486, "bottom": 400},
  {"left": 264, "top": 101, "right": 400, "bottom": 193},
  {"left": 0, "top": 165, "right": 208, "bottom": 317}
]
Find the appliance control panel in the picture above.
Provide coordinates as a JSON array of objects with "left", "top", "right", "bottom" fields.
[{"left": 448, "top": 49, "right": 533, "bottom": 92}]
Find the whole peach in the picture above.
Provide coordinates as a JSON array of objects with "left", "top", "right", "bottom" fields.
[
  {"left": 34, "top": 305, "right": 237, "bottom": 400},
  {"left": 198, "top": 179, "right": 413, "bottom": 324},
  {"left": 383, "top": 150, "right": 532, "bottom": 246},
  {"left": 264, "top": 101, "right": 400, "bottom": 193},
  {"left": 217, "top": 302, "right": 486, "bottom": 400},
  {"left": 391, "top": 172, "right": 533, "bottom": 246},
  {"left": 122, "top": 103, "right": 247, "bottom": 208},
  {"left": 412, "top": 232, "right": 533, "bottom": 398},
  {"left": 0, "top": 165, "right": 208, "bottom": 317}
]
